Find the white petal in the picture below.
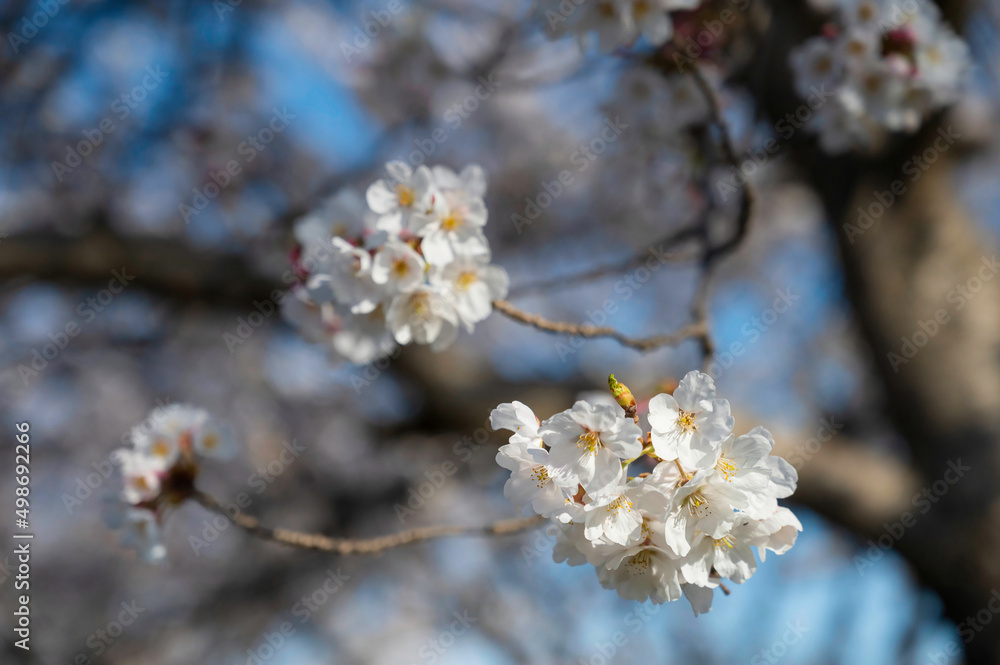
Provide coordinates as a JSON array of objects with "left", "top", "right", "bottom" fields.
[
  {"left": 366, "top": 180, "right": 398, "bottom": 214},
  {"left": 421, "top": 231, "right": 455, "bottom": 266},
  {"left": 385, "top": 160, "right": 413, "bottom": 184},
  {"left": 674, "top": 370, "right": 716, "bottom": 408}
]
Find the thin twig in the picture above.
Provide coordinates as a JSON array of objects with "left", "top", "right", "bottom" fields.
[
  {"left": 688, "top": 65, "right": 755, "bottom": 263},
  {"left": 192, "top": 491, "right": 544, "bottom": 555},
  {"left": 496, "top": 66, "right": 753, "bottom": 362},
  {"left": 685, "top": 63, "right": 756, "bottom": 371},
  {"left": 507, "top": 223, "right": 703, "bottom": 298},
  {"left": 688, "top": 64, "right": 755, "bottom": 262},
  {"left": 492, "top": 299, "right": 709, "bottom": 352}
]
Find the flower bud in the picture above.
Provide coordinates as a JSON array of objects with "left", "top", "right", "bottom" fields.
[{"left": 608, "top": 374, "right": 637, "bottom": 416}]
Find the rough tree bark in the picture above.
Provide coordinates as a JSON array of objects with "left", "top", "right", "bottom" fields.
[{"left": 755, "top": 1, "right": 1000, "bottom": 661}]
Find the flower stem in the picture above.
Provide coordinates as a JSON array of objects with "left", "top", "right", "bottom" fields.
[{"left": 622, "top": 444, "right": 658, "bottom": 467}]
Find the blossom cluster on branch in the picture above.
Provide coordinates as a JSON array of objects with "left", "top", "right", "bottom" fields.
[
  {"left": 792, "top": 0, "right": 968, "bottom": 152},
  {"left": 104, "top": 405, "right": 235, "bottom": 563},
  {"left": 491, "top": 371, "right": 801, "bottom": 613},
  {"left": 282, "top": 161, "right": 509, "bottom": 364}
]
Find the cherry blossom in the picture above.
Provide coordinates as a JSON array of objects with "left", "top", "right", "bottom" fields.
[
  {"left": 791, "top": 0, "right": 969, "bottom": 152},
  {"left": 106, "top": 405, "right": 236, "bottom": 563},
  {"left": 647, "top": 370, "right": 734, "bottom": 469},
  {"left": 540, "top": 400, "right": 643, "bottom": 494},
  {"left": 492, "top": 374, "right": 801, "bottom": 612},
  {"left": 283, "top": 161, "right": 510, "bottom": 360}
]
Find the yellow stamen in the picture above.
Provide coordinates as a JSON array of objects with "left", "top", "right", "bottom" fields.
[
  {"left": 676, "top": 410, "right": 698, "bottom": 434},
  {"left": 396, "top": 185, "right": 415, "bottom": 208},
  {"left": 456, "top": 272, "right": 477, "bottom": 289},
  {"left": 716, "top": 457, "right": 738, "bottom": 482},
  {"left": 863, "top": 74, "right": 882, "bottom": 94},
  {"left": 392, "top": 258, "right": 410, "bottom": 278},
  {"left": 847, "top": 40, "right": 867, "bottom": 56},
  {"left": 714, "top": 535, "right": 735, "bottom": 549},
  {"left": 577, "top": 430, "right": 602, "bottom": 453},
  {"left": 625, "top": 550, "right": 652, "bottom": 575},
  {"left": 531, "top": 466, "right": 550, "bottom": 489},
  {"left": 412, "top": 295, "right": 430, "bottom": 317},
  {"left": 686, "top": 492, "right": 711, "bottom": 518},
  {"left": 605, "top": 496, "right": 634, "bottom": 514}
]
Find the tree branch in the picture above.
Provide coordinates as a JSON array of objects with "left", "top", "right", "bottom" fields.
[
  {"left": 192, "top": 490, "right": 544, "bottom": 555},
  {"left": 491, "top": 298, "right": 709, "bottom": 352},
  {"left": 505, "top": 223, "right": 703, "bottom": 298},
  {"left": 687, "top": 64, "right": 756, "bottom": 371}
]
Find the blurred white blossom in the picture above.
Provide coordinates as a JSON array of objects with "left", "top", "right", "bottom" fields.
[
  {"left": 283, "top": 161, "right": 509, "bottom": 361},
  {"left": 791, "top": 0, "right": 969, "bottom": 152}
]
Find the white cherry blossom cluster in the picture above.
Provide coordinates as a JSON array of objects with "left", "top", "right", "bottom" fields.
[
  {"left": 282, "top": 162, "right": 509, "bottom": 364},
  {"left": 492, "top": 372, "right": 801, "bottom": 612},
  {"left": 105, "top": 405, "right": 235, "bottom": 563},
  {"left": 791, "top": 0, "right": 969, "bottom": 153},
  {"left": 542, "top": 0, "right": 703, "bottom": 51}
]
